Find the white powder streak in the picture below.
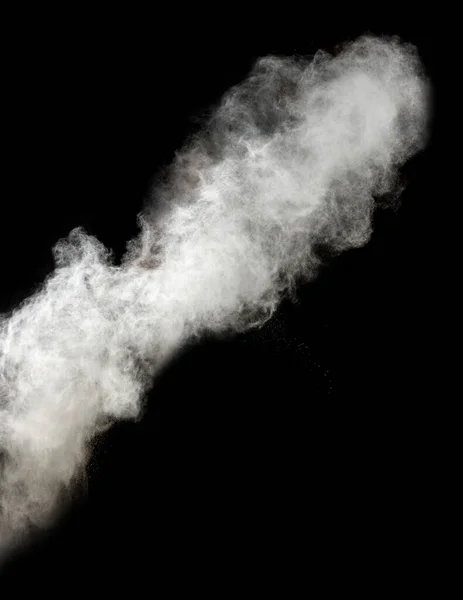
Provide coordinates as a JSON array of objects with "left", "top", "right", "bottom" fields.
[{"left": 0, "top": 35, "right": 430, "bottom": 557}]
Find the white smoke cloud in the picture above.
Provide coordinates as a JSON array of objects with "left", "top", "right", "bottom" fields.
[{"left": 0, "top": 35, "right": 430, "bottom": 558}]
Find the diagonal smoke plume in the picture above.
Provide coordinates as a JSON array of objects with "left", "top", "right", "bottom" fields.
[{"left": 0, "top": 35, "right": 430, "bottom": 557}]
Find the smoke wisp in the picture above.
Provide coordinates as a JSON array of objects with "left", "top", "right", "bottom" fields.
[{"left": 0, "top": 35, "right": 430, "bottom": 557}]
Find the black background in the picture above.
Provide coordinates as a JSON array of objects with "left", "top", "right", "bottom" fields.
[{"left": 0, "top": 10, "right": 439, "bottom": 593}]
